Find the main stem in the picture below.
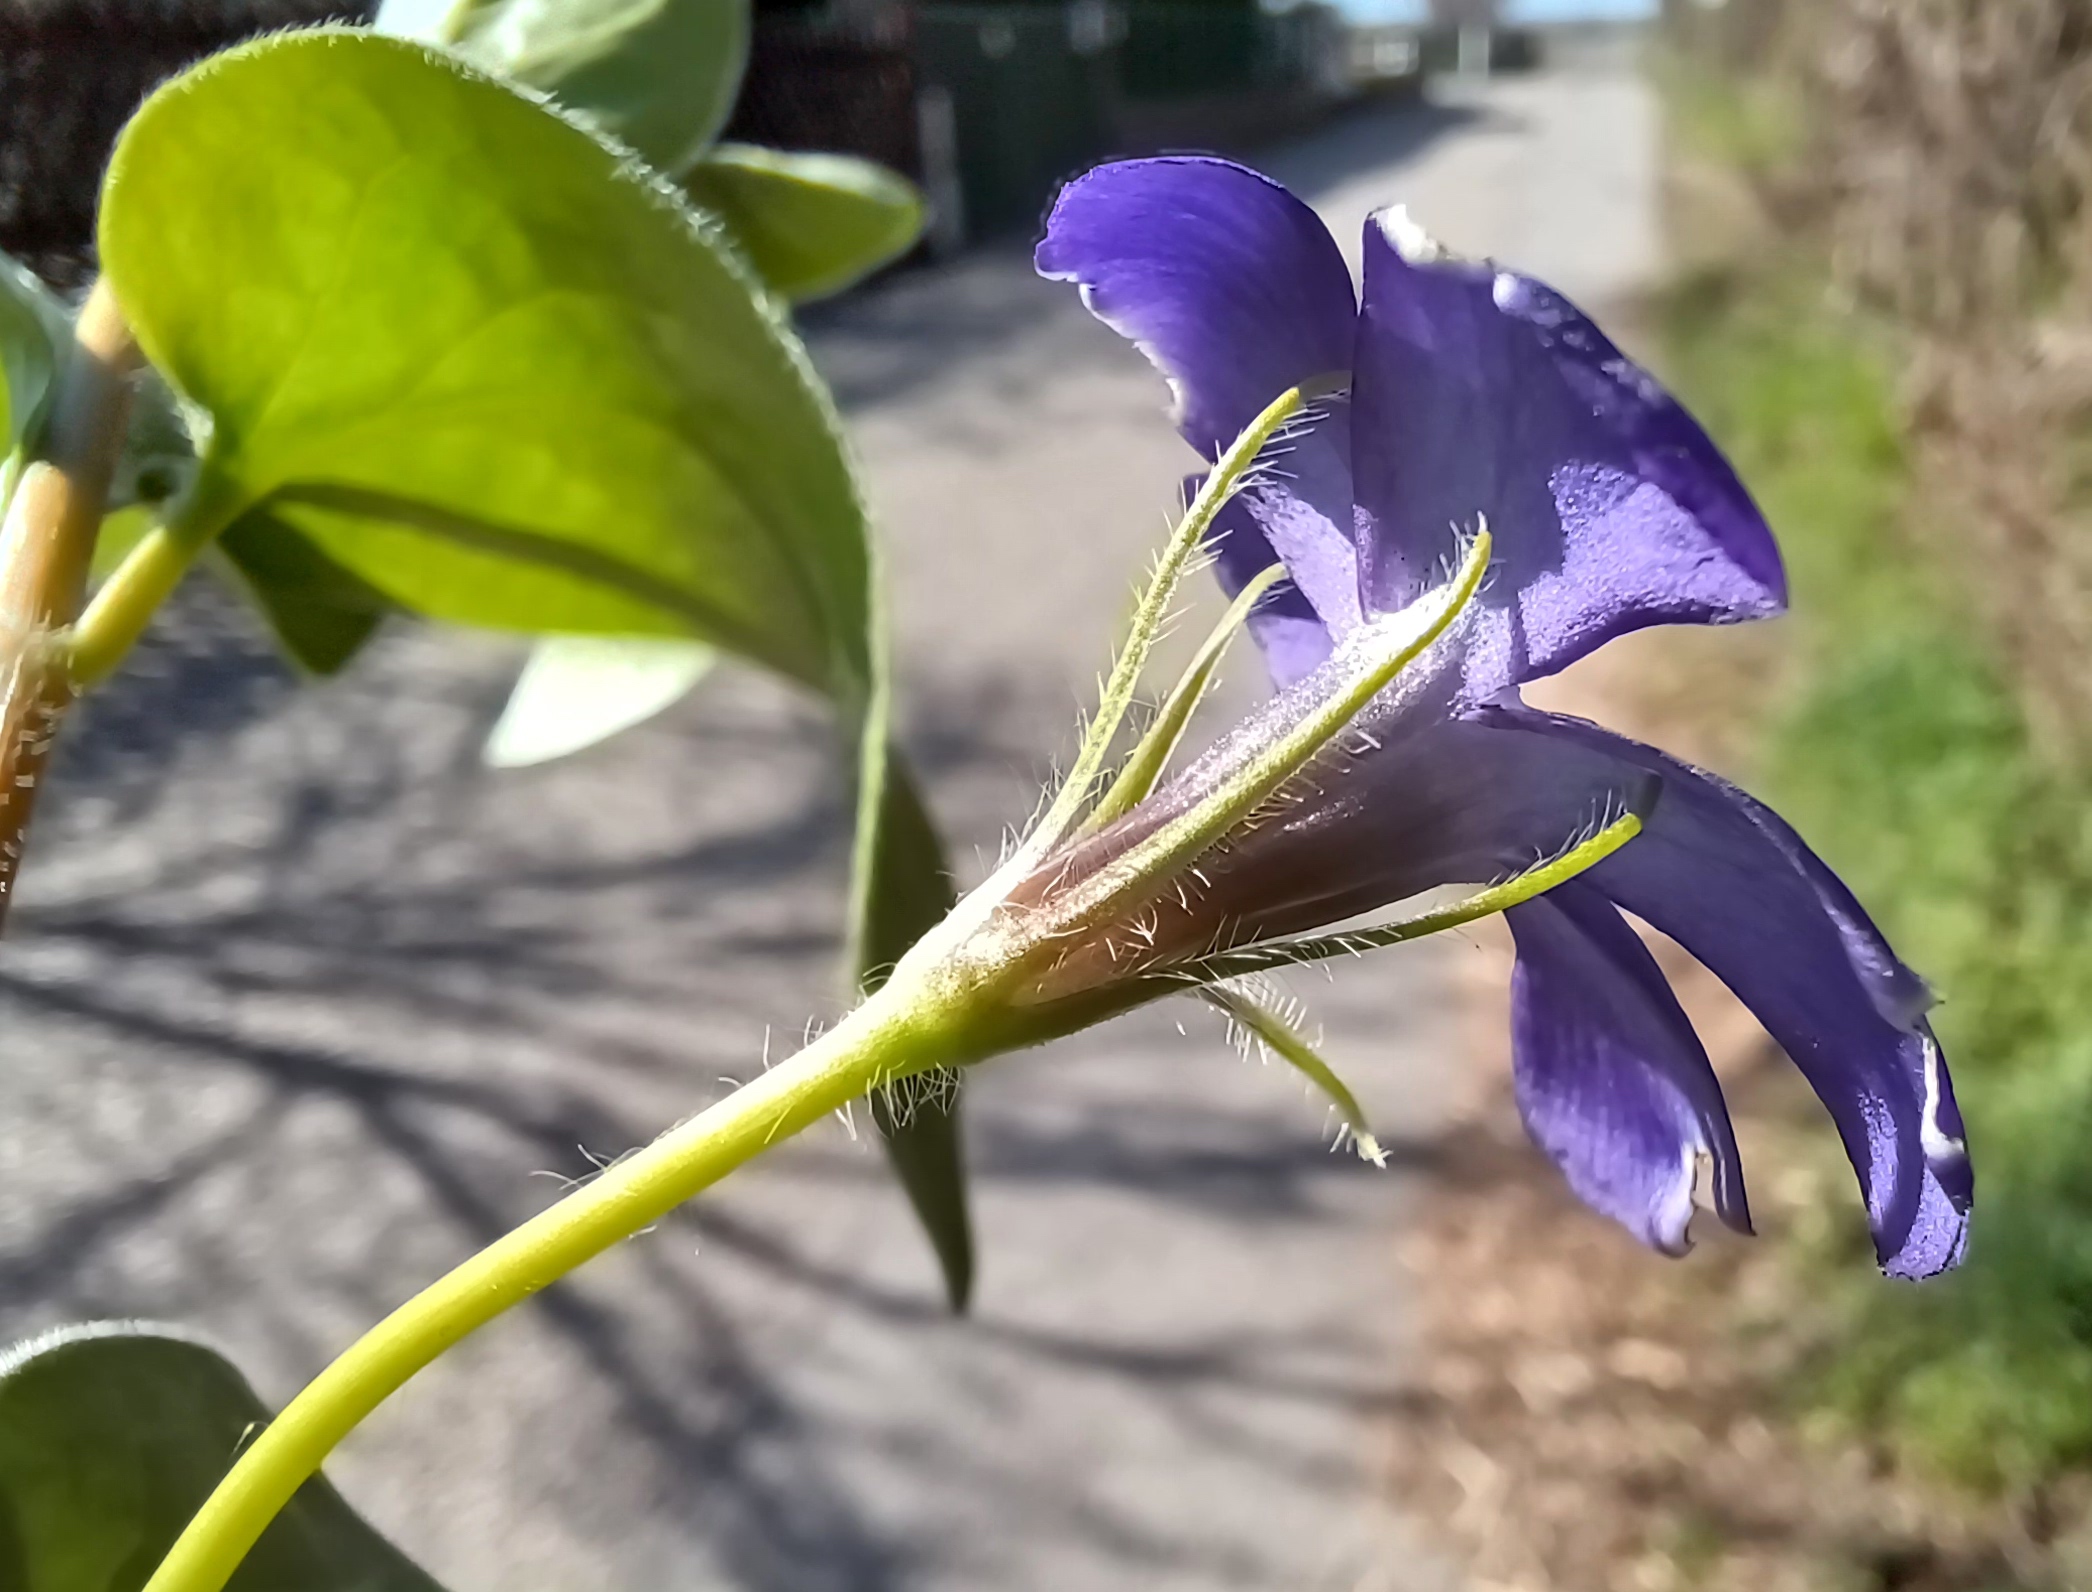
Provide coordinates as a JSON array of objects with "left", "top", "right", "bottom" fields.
[
  {"left": 0, "top": 280, "right": 137, "bottom": 919},
  {"left": 142, "top": 984, "right": 955, "bottom": 1592}
]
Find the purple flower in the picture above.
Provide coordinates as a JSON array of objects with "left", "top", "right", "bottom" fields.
[{"left": 1030, "top": 156, "right": 1970, "bottom": 1278}]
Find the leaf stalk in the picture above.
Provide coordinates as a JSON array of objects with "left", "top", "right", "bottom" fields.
[{"left": 0, "top": 279, "right": 139, "bottom": 918}]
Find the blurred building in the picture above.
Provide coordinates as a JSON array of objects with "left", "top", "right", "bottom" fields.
[
  {"left": 0, "top": 0, "right": 367, "bottom": 289},
  {"left": 730, "top": 0, "right": 1402, "bottom": 245},
  {"left": 1, "top": 0, "right": 1420, "bottom": 286}
]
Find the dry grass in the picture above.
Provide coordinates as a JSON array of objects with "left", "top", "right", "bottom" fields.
[{"left": 1805, "top": 0, "right": 2092, "bottom": 755}]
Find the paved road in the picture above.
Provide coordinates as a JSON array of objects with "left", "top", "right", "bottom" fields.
[{"left": 0, "top": 60, "right": 1656, "bottom": 1592}]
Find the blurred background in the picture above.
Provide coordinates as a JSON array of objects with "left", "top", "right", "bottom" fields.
[{"left": 5, "top": 0, "right": 2088, "bottom": 1588}]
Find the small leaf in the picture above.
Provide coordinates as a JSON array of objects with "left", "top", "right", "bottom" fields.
[
  {"left": 0, "top": 250, "right": 66, "bottom": 458},
  {"left": 851, "top": 727, "right": 973, "bottom": 1310},
  {"left": 485, "top": 633, "right": 715, "bottom": 766},
  {"left": 100, "top": 31, "right": 871, "bottom": 698},
  {"left": 685, "top": 145, "right": 924, "bottom": 302},
  {"left": 0, "top": 1322, "right": 447, "bottom": 1592},
  {"left": 379, "top": 0, "right": 749, "bottom": 175},
  {"left": 217, "top": 509, "right": 394, "bottom": 676}
]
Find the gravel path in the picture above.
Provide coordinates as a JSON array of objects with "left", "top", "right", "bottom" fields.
[{"left": 0, "top": 56, "right": 1655, "bottom": 1592}]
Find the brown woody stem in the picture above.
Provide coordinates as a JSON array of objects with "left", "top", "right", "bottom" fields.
[{"left": 0, "top": 280, "right": 139, "bottom": 922}]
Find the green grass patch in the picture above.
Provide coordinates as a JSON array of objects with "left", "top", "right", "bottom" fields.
[{"left": 1662, "top": 266, "right": 2092, "bottom": 1495}]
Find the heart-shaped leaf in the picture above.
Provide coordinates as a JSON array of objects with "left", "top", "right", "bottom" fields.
[
  {"left": 486, "top": 632, "right": 714, "bottom": 765},
  {"left": 686, "top": 145, "right": 924, "bottom": 302},
  {"left": 100, "top": 31, "right": 871, "bottom": 698},
  {"left": 0, "top": 1322, "right": 446, "bottom": 1591},
  {"left": 377, "top": 0, "right": 748, "bottom": 176}
]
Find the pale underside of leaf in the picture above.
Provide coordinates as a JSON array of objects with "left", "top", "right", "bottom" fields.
[{"left": 485, "top": 632, "right": 715, "bottom": 766}]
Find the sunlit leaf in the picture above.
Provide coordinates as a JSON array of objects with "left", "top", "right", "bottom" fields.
[
  {"left": 486, "top": 632, "right": 714, "bottom": 766},
  {"left": 380, "top": 0, "right": 748, "bottom": 176},
  {"left": 686, "top": 145, "right": 924, "bottom": 302},
  {"left": 99, "top": 31, "right": 871, "bottom": 698},
  {"left": 0, "top": 1322, "right": 446, "bottom": 1592},
  {"left": 0, "top": 250, "right": 66, "bottom": 459}
]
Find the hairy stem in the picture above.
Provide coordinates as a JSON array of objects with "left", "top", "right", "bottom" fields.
[
  {"left": 141, "top": 981, "right": 957, "bottom": 1592},
  {"left": 0, "top": 280, "right": 138, "bottom": 919}
]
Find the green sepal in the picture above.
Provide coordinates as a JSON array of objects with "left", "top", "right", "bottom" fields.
[
  {"left": 685, "top": 145, "right": 925, "bottom": 303},
  {"left": 1202, "top": 985, "right": 1384, "bottom": 1165},
  {"left": 0, "top": 1322, "right": 447, "bottom": 1592},
  {"left": 1085, "top": 561, "right": 1285, "bottom": 831},
  {"left": 380, "top": 0, "right": 750, "bottom": 175},
  {"left": 1025, "top": 386, "right": 1308, "bottom": 858},
  {"left": 1032, "top": 528, "right": 1494, "bottom": 951},
  {"left": 1170, "top": 809, "right": 1650, "bottom": 983}
]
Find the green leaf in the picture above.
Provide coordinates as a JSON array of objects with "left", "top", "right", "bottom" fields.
[
  {"left": 0, "top": 1322, "right": 446, "bottom": 1592},
  {"left": 851, "top": 725, "right": 973, "bottom": 1310},
  {"left": 99, "top": 31, "right": 871, "bottom": 698},
  {"left": 686, "top": 145, "right": 924, "bottom": 303},
  {"left": 217, "top": 510, "right": 395, "bottom": 676},
  {"left": 0, "top": 251, "right": 66, "bottom": 458},
  {"left": 485, "top": 633, "right": 715, "bottom": 766},
  {"left": 378, "top": 0, "right": 749, "bottom": 175}
]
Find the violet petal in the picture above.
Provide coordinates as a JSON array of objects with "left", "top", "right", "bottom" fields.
[
  {"left": 1489, "top": 704, "right": 1972, "bottom": 1278},
  {"left": 1037, "top": 157, "right": 1357, "bottom": 459},
  {"left": 1350, "top": 209, "right": 1786, "bottom": 693},
  {"left": 1508, "top": 882, "right": 1752, "bottom": 1254}
]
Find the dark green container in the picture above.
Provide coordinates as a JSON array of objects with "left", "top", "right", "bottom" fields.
[{"left": 916, "top": 4, "right": 1118, "bottom": 238}]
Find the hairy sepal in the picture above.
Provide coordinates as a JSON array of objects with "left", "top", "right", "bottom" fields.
[
  {"left": 1022, "top": 527, "right": 1493, "bottom": 964},
  {"left": 1203, "top": 984, "right": 1384, "bottom": 1165}
]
